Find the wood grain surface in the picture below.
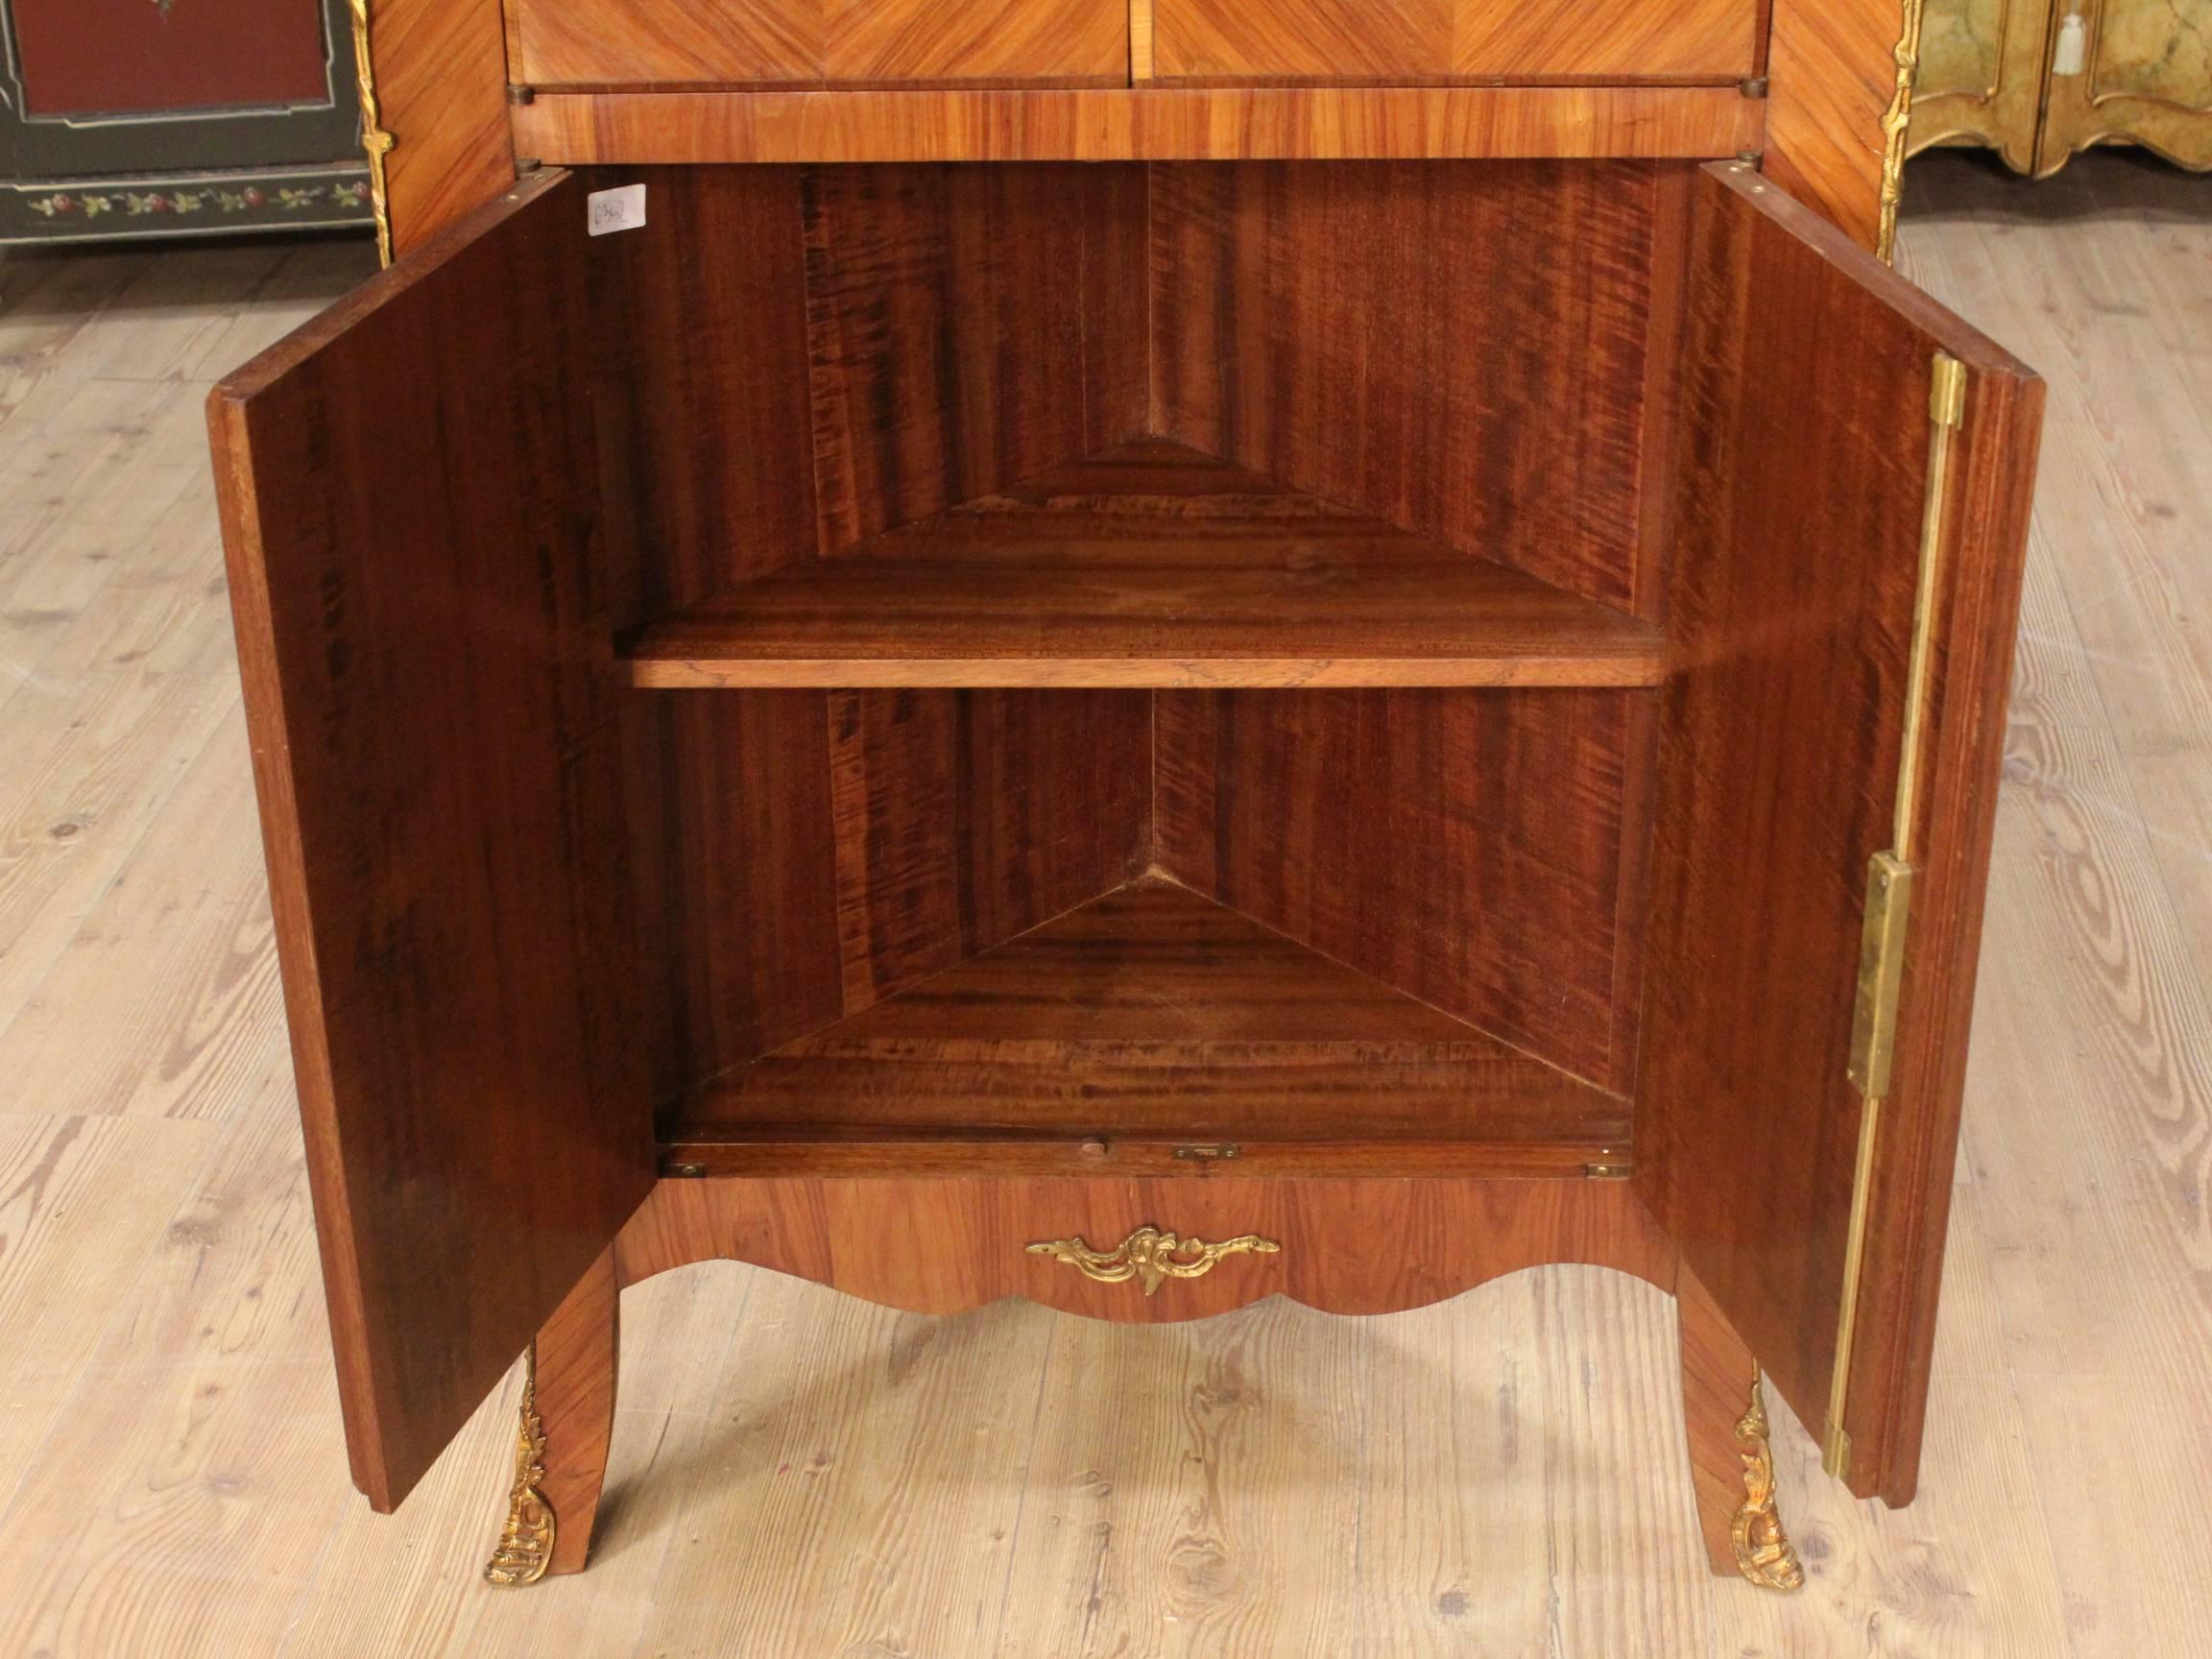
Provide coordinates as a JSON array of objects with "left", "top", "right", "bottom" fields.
[
  {"left": 800, "top": 162, "right": 1147, "bottom": 550},
  {"left": 1764, "top": 0, "right": 1900, "bottom": 250},
  {"left": 1632, "top": 162, "right": 2041, "bottom": 1503},
  {"left": 1151, "top": 0, "right": 1760, "bottom": 84},
  {"left": 206, "top": 175, "right": 657, "bottom": 1511},
  {"left": 626, "top": 441, "right": 1665, "bottom": 688},
  {"left": 1156, "top": 685, "right": 1646, "bottom": 1089},
  {"left": 663, "top": 878, "right": 1633, "bottom": 1178},
  {"left": 508, "top": 84, "right": 1768, "bottom": 163},
  {"left": 1150, "top": 159, "right": 1676, "bottom": 611},
  {"left": 615, "top": 1171, "right": 1678, "bottom": 1319},
  {"left": 1, "top": 151, "right": 2181, "bottom": 1657},
  {"left": 373, "top": 0, "right": 517, "bottom": 253},
  {"left": 579, "top": 165, "right": 1152, "bottom": 1100},
  {"left": 532, "top": 1246, "right": 621, "bottom": 1575},
  {"left": 507, "top": 0, "right": 1130, "bottom": 88},
  {"left": 1675, "top": 1259, "right": 1763, "bottom": 1575}
]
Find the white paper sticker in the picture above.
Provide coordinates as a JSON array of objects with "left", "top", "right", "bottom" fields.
[{"left": 588, "top": 183, "right": 646, "bottom": 236}]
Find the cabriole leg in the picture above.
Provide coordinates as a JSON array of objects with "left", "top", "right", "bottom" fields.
[
  {"left": 1676, "top": 1262, "right": 1805, "bottom": 1591},
  {"left": 485, "top": 1246, "right": 620, "bottom": 1583}
]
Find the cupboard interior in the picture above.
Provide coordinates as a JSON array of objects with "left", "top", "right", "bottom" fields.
[{"left": 589, "top": 158, "right": 1698, "bottom": 1178}]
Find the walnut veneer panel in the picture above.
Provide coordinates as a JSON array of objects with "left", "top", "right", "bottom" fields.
[
  {"left": 583, "top": 166, "right": 819, "bottom": 613},
  {"left": 515, "top": 0, "right": 823, "bottom": 84},
  {"left": 616, "top": 1173, "right": 1677, "bottom": 1320},
  {"left": 1150, "top": 0, "right": 1759, "bottom": 82},
  {"left": 509, "top": 0, "right": 1128, "bottom": 87},
  {"left": 578, "top": 167, "right": 1152, "bottom": 1105},
  {"left": 803, "top": 162, "right": 1148, "bottom": 550},
  {"left": 207, "top": 174, "right": 656, "bottom": 1510},
  {"left": 823, "top": 687, "right": 1153, "bottom": 1012},
  {"left": 1155, "top": 686, "right": 1643, "bottom": 1092},
  {"left": 627, "top": 441, "right": 1667, "bottom": 689},
  {"left": 1765, "top": 0, "right": 1904, "bottom": 250},
  {"left": 508, "top": 84, "right": 1769, "bottom": 162},
  {"left": 1151, "top": 160, "right": 1670, "bottom": 611},
  {"left": 1452, "top": 0, "right": 1760, "bottom": 81},
  {"left": 373, "top": 0, "right": 516, "bottom": 253},
  {"left": 665, "top": 878, "right": 1633, "bottom": 1178},
  {"left": 1635, "top": 164, "right": 2041, "bottom": 1503}
]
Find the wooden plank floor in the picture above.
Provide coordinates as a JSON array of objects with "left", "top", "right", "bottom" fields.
[{"left": 0, "top": 152, "right": 2206, "bottom": 1654}]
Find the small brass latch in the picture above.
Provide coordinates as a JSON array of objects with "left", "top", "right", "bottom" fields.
[{"left": 1172, "top": 1142, "right": 1240, "bottom": 1162}]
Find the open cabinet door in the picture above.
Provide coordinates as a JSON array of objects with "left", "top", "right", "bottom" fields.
[
  {"left": 208, "top": 171, "right": 654, "bottom": 1511},
  {"left": 1637, "top": 163, "right": 2043, "bottom": 1504}
]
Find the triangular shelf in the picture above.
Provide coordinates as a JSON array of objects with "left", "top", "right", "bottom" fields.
[
  {"left": 622, "top": 439, "right": 1663, "bottom": 691},
  {"left": 661, "top": 878, "right": 1631, "bottom": 1179}
]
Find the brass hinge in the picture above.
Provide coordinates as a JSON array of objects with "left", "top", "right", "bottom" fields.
[
  {"left": 1846, "top": 852, "right": 1914, "bottom": 1099},
  {"left": 1584, "top": 1162, "right": 1633, "bottom": 1181},
  {"left": 1823, "top": 349, "right": 1967, "bottom": 1482}
]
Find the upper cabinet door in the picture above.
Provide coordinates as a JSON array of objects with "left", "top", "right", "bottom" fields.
[
  {"left": 208, "top": 172, "right": 655, "bottom": 1512},
  {"left": 1636, "top": 163, "right": 2043, "bottom": 1504},
  {"left": 508, "top": 0, "right": 1131, "bottom": 88},
  {"left": 1145, "top": 0, "right": 1759, "bottom": 83}
]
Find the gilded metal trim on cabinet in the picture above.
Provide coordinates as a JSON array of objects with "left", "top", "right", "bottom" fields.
[
  {"left": 1823, "top": 351, "right": 1968, "bottom": 1481},
  {"left": 484, "top": 1347, "right": 556, "bottom": 1586},
  {"left": 1026, "top": 1226, "right": 1281, "bottom": 1295},
  {"left": 1731, "top": 1373, "right": 1807, "bottom": 1591},
  {"left": 348, "top": 0, "right": 396, "bottom": 266},
  {"left": 1876, "top": 0, "right": 1936, "bottom": 263}
]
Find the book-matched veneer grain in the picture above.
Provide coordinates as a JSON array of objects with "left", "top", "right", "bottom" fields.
[
  {"left": 592, "top": 167, "right": 1155, "bottom": 1101},
  {"left": 209, "top": 110, "right": 2043, "bottom": 1556},
  {"left": 613, "top": 1173, "right": 1681, "bottom": 1321},
  {"left": 508, "top": 84, "right": 1769, "bottom": 167},
  {"left": 662, "top": 878, "right": 1635, "bottom": 1179},
  {"left": 624, "top": 442, "right": 1668, "bottom": 689},
  {"left": 507, "top": 0, "right": 1131, "bottom": 90},
  {"left": 1147, "top": 0, "right": 1761, "bottom": 84},
  {"left": 1155, "top": 686, "right": 1645, "bottom": 1091},
  {"left": 1150, "top": 159, "right": 1680, "bottom": 614}
]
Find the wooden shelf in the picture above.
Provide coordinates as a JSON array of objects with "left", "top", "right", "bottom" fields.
[
  {"left": 622, "top": 441, "right": 1666, "bottom": 689},
  {"left": 660, "top": 878, "right": 1632, "bottom": 1178}
]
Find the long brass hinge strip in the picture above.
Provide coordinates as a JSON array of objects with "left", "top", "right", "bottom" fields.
[{"left": 1822, "top": 350, "right": 1966, "bottom": 1481}]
